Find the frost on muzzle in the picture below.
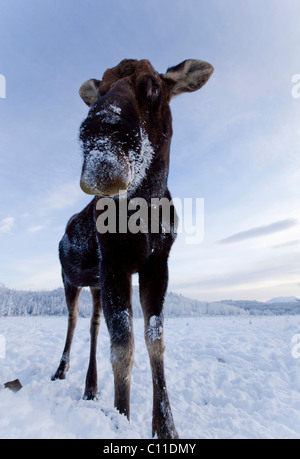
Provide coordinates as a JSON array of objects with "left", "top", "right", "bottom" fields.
[{"left": 80, "top": 128, "right": 154, "bottom": 198}]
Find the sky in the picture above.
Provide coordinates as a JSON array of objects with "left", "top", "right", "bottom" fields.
[{"left": 0, "top": 0, "right": 300, "bottom": 301}]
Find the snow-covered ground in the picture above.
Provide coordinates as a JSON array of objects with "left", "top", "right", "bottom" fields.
[{"left": 1, "top": 315, "right": 300, "bottom": 439}]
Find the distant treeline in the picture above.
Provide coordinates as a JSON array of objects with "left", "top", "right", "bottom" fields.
[{"left": 1, "top": 285, "right": 300, "bottom": 317}]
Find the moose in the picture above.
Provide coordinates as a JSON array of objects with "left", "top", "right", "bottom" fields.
[{"left": 52, "top": 59, "right": 214, "bottom": 439}]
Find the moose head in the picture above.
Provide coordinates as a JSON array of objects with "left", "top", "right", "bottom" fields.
[{"left": 79, "top": 59, "right": 214, "bottom": 198}]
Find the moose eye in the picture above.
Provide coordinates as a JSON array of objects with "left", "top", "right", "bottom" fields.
[
  {"left": 143, "top": 78, "right": 161, "bottom": 102},
  {"left": 151, "top": 85, "right": 160, "bottom": 97}
]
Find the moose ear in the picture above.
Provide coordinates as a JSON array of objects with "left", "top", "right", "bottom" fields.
[
  {"left": 79, "top": 79, "right": 101, "bottom": 106},
  {"left": 162, "top": 59, "right": 214, "bottom": 99}
]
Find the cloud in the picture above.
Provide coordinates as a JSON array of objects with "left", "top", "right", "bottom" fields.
[
  {"left": 219, "top": 219, "right": 298, "bottom": 245},
  {"left": 170, "top": 252, "right": 300, "bottom": 295},
  {"left": 27, "top": 225, "right": 44, "bottom": 233},
  {"left": 272, "top": 239, "right": 300, "bottom": 249},
  {"left": 3, "top": 253, "right": 62, "bottom": 291},
  {"left": 44, "top": 181, "right": 83, "bottom": 211},
  {"left": 0, "top": 217, "right": 15, "bottom": 233}
]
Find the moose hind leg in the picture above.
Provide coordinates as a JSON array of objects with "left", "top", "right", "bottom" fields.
[
  {"left": 52, "top": 282, "right": 81, "bottom": 381},
  {"left": 84, "top": 287, "right": 102, "bottom": 400}
]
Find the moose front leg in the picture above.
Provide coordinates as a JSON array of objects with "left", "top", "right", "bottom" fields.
[
  {"left": 100, "top": 264, "right": 134, "bottom": 419},
  {"left": 139, "top": 254, "right": 178, "bottom": 439}
]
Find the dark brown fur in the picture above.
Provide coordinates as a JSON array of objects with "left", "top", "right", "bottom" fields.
[{"left": 52, "top": 58, "right": 213, "bottom": 439}]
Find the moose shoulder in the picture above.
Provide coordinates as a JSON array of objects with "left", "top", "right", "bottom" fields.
[{"left": 52, "top": 59, "right": 214, "bottom": 439}]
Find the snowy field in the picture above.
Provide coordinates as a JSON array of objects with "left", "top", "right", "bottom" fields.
[{"left": 1, "top": 315, "right": 300, "bottom": 439}]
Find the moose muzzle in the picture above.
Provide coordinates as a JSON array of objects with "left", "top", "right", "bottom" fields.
[{"left": 80, "top": 149, "right": 133, "bottom": 197}]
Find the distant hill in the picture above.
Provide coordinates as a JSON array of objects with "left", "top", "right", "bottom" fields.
[
  {"left": 219, "top": 298, "right": 300, "bottom": 316},
  {"left": 266, "top": 296, "right": 300, "bottom": 304},
  {"left": 1, "top": 283, "right": 300, "bottom": 317}
]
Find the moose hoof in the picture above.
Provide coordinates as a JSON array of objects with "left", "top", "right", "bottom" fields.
[
  {"left": 152, "top": 418, "right": 179, "bottom": 439},
  {"left": 83, "top": 387, "right": 98, "bottom": 401},
  {"left": 51, "top": 370, "right": 66, "bottom": 381},
  {"left": 51, "top": 365, "right": 68, "bottom": 381}
]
